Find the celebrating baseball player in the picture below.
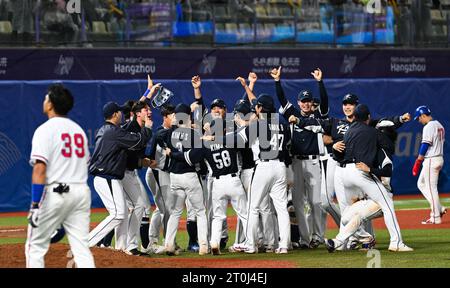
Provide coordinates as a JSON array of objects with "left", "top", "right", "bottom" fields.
[
  {"left": 26, "top": 84, "right": 95, "bottom": 268},
  {"left": 413, "top": 105, "right": 446, "bottom": 224},
  {"left": 87, "top": 101, "right": 153, "bottom": 250},
  {"left": 270, "top": 66, "right": 329, "bottom": 248}
]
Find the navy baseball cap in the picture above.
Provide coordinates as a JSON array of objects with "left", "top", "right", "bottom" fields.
[
  {"left": 234, "top": 99, "right": 251, "bottom": 115},
  {"left": 103, "top": 101, "right": 126, "bottom": 119},
  {"left": 256, "top": 94, "right": 275, "bottom": 112},
  {"left": 354, "top": 104, "right": 370, "bottom": 122},
  {"left": 342, "top": 93, "right": 359, "bottom": 105},
  {"left": 298, "top": 90, "right": 313, "bottom": 102},
  {"left": 174, "top": 103, "right": 191, "bottom": 115},
  {"left": 210, "top": 98, "right": 226, "bottom": 110},
  {"left": 414, "top": 105, "right": 431, "bottom": 121}
]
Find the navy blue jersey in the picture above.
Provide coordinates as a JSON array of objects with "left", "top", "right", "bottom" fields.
[
  {"left": 228, "top": 118, "right": 291, "bottom": 162},
  {"left": 164, "top": 126, "right": 202, "bottom": 174},
  {"left": 343, "top": 121, "right": 378, "bottom": 166},
  {"left": 275, "top": 80, "right": 327, "bottom": 156},
  {"left": 148, "top": 126, "right": 171, "bottom": 171},
  {"left": 122, "top": 119, "right": 147, "bottom": 170}
]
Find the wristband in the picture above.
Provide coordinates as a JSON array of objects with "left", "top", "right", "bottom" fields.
[
  {"left": 31, "top": 184, "right": 45, "bottom": 204},
  {"left": 143, "top": 88, "right": 151, "bottom": 97}
]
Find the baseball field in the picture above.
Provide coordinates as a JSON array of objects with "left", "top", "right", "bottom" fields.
[{"left": 1, "top": 194, "right": 450, "bottom": 268}]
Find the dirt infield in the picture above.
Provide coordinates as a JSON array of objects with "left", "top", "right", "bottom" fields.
[{"left": 0, "top": 244, "right": 296, "bottom": 268}]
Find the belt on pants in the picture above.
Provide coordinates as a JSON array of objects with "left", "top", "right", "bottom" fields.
[
  {"left": 336, "top": 161, "right": 355, "bottom": 168},
  {"left": 52, "top": 183, "right": 70, "bottom": 194},
  {"left": 215, "top": 173, "right": 238, "bottom": 179},
  {"left": 259, "top": 159, "right": 281, "bottom": 163},
  {"left": 295, "top": 155, "right": 318, "bottom": 160}
]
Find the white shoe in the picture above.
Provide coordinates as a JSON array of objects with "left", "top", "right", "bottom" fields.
[
  {"left": 275, "top": 248, "right": 288, "bottom": 254},
  {"left": 199, "top": 245, "right": 209, "bottom": 256},
  {"left": 441, "top": 207, "right": 447, "bottom": 217},
  {"left": 388, "top": 243, "right": 414, "bottom": 252},
  {"left": 244, "top": 247, "right": 257, "bottom": 254},
  {"left": 228, "top": 244, "right": 246, "bottom": 253},
  {"left": 422, "top": 217, "right": 442, "bottom": 224}
]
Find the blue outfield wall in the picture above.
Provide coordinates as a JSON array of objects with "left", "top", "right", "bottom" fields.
[{"left": 0, "top": 78, "right": 449, "bottom": 212}]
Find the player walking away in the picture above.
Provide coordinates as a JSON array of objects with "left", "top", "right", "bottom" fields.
[
  {"left": 87, "top": 102, "right": 153, "bottom": 250},
  {"left": 161, "top": 103, "right": 209, "bottom": 256},
  {"left": 270, "top": 66, "right": 329, "bottom": 249},
  {"left": 337, "top": 104, "right": 413, "bottom": 252},
  {"left": 413, "top": 106, "right": 446, "bottom": 224},
  {"left": 144, "top": 104, "right": 175, "bottom": 254},
  {"left": 26, "top": 84, "right": 95, "bottom": 268}
]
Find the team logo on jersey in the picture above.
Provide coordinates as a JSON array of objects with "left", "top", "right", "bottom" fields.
[
  {"left": 337, "top": 123, "right": 349, "bottom": 135},
  {"left": 199, "top": 55, "right": 217, "bottom": 75},
  {"left": 340, "top": 55, "right": 357, "bottom": 74},
  {"left": 0, "top": 133, "right": 21, "bottom": 175},
  {"left": 54, "top": 55, "right": 74, "bottom": 76}
]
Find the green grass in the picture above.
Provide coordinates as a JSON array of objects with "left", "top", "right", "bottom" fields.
[{"left": 2, "top": 198, "right": 450, "bottom": 267}]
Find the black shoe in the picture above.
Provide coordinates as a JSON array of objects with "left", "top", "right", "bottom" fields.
[
  {"left": 220, "top": 237, "right": 228, "bottom": 250},
  {"left": 325, "top": 239, "right": 336, "bottom": 253},
  {"left": 299, "top": 243, "right": 311, "bottom": 250},
  {"left": 126, "top": 248, "right": 148, "bottom": 256}
]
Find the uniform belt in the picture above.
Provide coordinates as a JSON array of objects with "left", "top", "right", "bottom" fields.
[
  {"left": 336, "top": 161, "right": 355, "bottom": 168},
  {"left": 52, "top": 183, "right": 70, "bottom": 194},
  {"left": 215, "top": 173, "right": 237, "bottom": 179},
  {"left": 259, "top": 159, "right": 280, "bottom": 162},
  {"left": 296, "top": 155, "right": 318, "bottom": 160}
]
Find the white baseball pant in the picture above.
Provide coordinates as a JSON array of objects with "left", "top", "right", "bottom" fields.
[
  {"left": 320, "top": 156, "right": 341, "bottom": 226},
  {"left": 418, "top": 156, "right": 445, "bottom": 219},
  {"left": 246, "top": 160, "right": 290, "bottom": 250},
  {"left": 146, "top": 168, "right": 171, "bottom": 244},
  {"left": 210, "top": 174, "right": 248, "bottom": 247},
  {"left": 334, "top": 198, "right": 383, "bottom": 247},
  {"left": 88, "top": 177, "right": 128, "bottom": 250},
  {"left": 341, "top": 164, "right": 404, "bottom": 248},
  {"left": 165, "top": 172, "right": 208, "bottom": 252},
  {"left": 25, "top": 183, "right": 95, "bottom": 268},
  {"left": 291, "top": 157, "right": 324, "bottom": 244},
  {"left": 121, "top": 169, "right": 151, "bottom": 251}
]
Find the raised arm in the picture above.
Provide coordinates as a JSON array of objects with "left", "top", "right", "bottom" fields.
[
  {"left": 236, "top": 76, "right": 256, "bottom": 102},
  {"left": 311, "top": 68, "right": 329, "bottom": 117},
  {"left": 269, "top": 66, "right": 289, "bottom": 108}
]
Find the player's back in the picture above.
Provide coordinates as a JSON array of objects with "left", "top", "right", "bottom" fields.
[
  {"left": 203, "top": 141, "right": 239, "bottom": 178},
  {"left": 167, "top": 126, "right": 202, "bottom": 174},
  {"left": 31, "top": 117, "right": 89, "bottom": 185},
  {"left": 423, "top": 120, "right": 445, "bottom": 157}
]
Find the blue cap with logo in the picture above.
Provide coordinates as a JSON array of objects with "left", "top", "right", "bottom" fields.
[{"left": 414, "top": 105, "right": 431, "bottom": 121}]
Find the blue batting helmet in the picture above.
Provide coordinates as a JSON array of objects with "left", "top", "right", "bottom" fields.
[{"left": 414, "top": 105, "right": 431, "bottom": 121}]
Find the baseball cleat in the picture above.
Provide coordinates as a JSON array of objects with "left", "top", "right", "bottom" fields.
[
  {"left": 421, "top": 217, "right": 442, "bottom": 224},
  {"left": 264, "top": 246, "right": 275, "bottom": 253},
  {"left": 187, "top": 243, "right": 200, "bottom": 252},
  {"left": 228, "top": 244, "right": 246, "bottom": 253},
  {"left": 325, "top": 239, "right": 336, "bottom": 253},
  {"left": 388, "top": 243, "right": 414, "bottom": 252},
  {"left": 244, "top": 247, "right": 258, "bottom": 254},
  {"left": 359, "top": 238, "right": 376, "bottom": 251},
  {"left": 347, "top": 239, "right": 360, "bottom": 250},
  {"left": 299, "top": 243, "right": 311, "bottom": 249},
  {"left": 211, "top": 243, "right": 221, "bottom": 255},
  {"left": 440, "top": 208, "right": 447, "bottom": 218},
  {"left": 220, "top": 237, "right": 229, "bottom": 250},
  {"left": 125, "top": 248, "right": 149, "bottom": 256},
  {"left": 275, "top": 248, "right": 288, "bottom": 254},
  {"left": 309, "top": 239, "right": 322, "bottom": 249},
  {"left": 198, "top": 244, "right": 209, "bottom": 255}
]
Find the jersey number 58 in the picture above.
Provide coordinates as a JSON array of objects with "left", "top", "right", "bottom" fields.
[{"left": 61, "top": 133, "right": 85, "bottom": 158}]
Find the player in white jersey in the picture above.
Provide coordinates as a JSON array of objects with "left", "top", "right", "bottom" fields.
[
  {"left": 412, "top": 106, "right": 446, "bottom": 224},
  {"left": 26, "top": 84, "right": 95, "bottom": 268}
]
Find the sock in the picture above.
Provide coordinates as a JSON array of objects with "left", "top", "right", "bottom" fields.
[
  {"left": 140, "top": 216, "right": 150, "bottom": 249},
  {"left": 186, "top": 220, "right": 198, "bottom": 247}
]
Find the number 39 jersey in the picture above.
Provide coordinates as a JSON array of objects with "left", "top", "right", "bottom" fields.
[{"left": 30, "top": 117, "right": 89, "bottom": 184}]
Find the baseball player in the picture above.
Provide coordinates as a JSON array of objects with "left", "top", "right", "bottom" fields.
[
  {"left": 120, "top": 100, "right": 154, "bottom": 255},
  {"left": 144, "top": 104, "right": 175, "bottom": 253},
  {"left": 270, "top": 66, "right": 329, "bottom": 248},
  {"left": 160, "top": 103, "right": 209, "bottom": 256},
  {"left": 26, "top": 84, "right": 95, "bottom": 268},
  {"left": 87, "top": 101, "right": 153, "bottom": 250},
  {"left": 337, "top": 104, "right": 413, "bottom": 252},
  {"left": 225, "top": 78, "right": 291, "bottom": 254},
  {"left": 413, "top": 105, "right": 446, "bottom": 224}
]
